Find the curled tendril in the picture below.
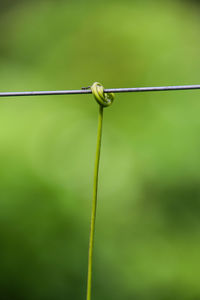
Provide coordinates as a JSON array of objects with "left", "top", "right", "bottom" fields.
[{"left": 91, "top": 82, "right": 115, "bottom": 107}]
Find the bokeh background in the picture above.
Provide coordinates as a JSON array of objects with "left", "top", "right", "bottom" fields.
[{"left": 0, "top": 0, "right": 200, "bottom": 299}]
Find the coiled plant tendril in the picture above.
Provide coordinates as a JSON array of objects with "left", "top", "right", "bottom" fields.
[{"left": 86, "top": 82, "right": 115, "bottom": 300}]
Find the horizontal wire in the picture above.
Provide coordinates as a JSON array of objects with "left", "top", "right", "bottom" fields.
[{"left": 0, "top": 85, "right": 200, "bottom": 98}]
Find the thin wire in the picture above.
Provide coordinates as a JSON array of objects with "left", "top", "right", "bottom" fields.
[
  {"left": 1, "top": 85, "right": 200, "bottom": 97},
  {"left": 86, "top": 105, "right": 104, "bottom": 300}
]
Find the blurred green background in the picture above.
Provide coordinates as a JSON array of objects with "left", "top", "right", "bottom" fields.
[{"left": 0, "top": 0, "right": 200, "bottom": 299}]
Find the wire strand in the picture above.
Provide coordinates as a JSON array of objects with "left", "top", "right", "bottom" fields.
[{"left": 1, "top": 85, "right": 200, "bottom": 97}]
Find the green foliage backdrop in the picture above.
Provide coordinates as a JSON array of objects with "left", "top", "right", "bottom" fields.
[{"left": 0, "top": 1, "right": 200, "bottom": 299}]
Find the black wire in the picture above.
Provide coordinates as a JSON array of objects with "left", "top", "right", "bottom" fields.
[{"left": 0, "top": 85, "right": 200, "bottom": 98}]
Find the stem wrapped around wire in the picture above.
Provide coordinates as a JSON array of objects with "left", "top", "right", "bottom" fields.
[
  {"left": 86, "top": 83, "right": 115, "bottom": 300},
  {"left": 91, "top": 82, "right": 114, "bottom": 107}
]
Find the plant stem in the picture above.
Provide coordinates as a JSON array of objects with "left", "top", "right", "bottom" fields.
[{"left": 86, "top": 105, "right": 104, "bottom": 300}]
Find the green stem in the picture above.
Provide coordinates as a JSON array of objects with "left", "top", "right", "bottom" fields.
[{"left": 86, "top": 105, "right": 104, "bottom": 300}]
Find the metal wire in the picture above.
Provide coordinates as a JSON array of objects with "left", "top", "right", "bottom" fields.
[{"left": 0, "top": 85, "right": 200, "bottom": 98}]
